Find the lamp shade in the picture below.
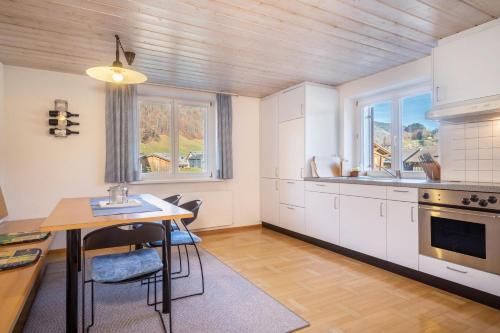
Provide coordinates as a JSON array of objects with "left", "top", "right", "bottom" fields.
[{"left": 86, "top": 66, "right": 147, "bottom": 84}]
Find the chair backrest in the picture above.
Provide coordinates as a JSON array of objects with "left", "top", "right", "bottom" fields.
[
  {"left": 164, "top": 194, "right": 182, "bottom": 206},
  {"left": 83, "top": 222, "right": 165, "bottom": 251},
  {"left": 178, "top": 200, "right": 202, "bottom": 227},
  {"left": 0, "top": 186, "right": 8, "bottom": 221}
]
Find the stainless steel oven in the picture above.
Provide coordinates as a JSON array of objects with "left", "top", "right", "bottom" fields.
[{"left": 419, "top": 188, "right": 500, "bottom": 275}]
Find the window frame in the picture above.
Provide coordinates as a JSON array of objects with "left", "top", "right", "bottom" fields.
[
  {"left": 358, "top": 84, "right": 434, "bottom": 178},
  {"left": 138, "top": 95, "right": 216, "bottom": 181}
]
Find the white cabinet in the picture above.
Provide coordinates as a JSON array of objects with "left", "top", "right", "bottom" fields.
[
  {"left": 386, "top": 200, "right": 418, "bottom": 270},
  {"left": 279, "top": 204, "right": 305, "bottom": 234},
  {"left": 278, "top": 86, "right": 304, "bottom": 123},
  {"left": 340, "top": 195, "right": 387, "bottom": 260},
  {"left": 260, "top": 178, "right": 279, "bottom": 226},
  {"left": 433, "top": 21, "right": 500, "bottom": 105},
  {"left": 305, "top": 191, "right": 340, "bottom": 244},
  {"left": 278, "top": 118, "right": 304, "bottom": 180},
  {"left": 419, "top": 255, "right": 500, "bottom": 296},
  {"left": 260, "top": 95, "right": 279, "bottom": 178},
  {"left": 339, "top": 183, "right": 386, "bottom": 199},
  {"left": 279, "top": 180, "right": 304, "bottom": 207}
]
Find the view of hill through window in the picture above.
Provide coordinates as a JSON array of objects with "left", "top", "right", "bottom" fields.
[{"left": 139, "top": 100, "right": 207, "bottom": 175}]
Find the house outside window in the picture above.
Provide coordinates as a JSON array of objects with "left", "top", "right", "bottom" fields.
[
  {"left": 138, "top": 96, "right": 216, "bottom": 180},
  {"left": 359, "top": 85, "right": 439, "bottom": 177}
]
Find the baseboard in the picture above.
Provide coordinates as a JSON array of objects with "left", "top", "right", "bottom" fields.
[
  {"left": 262, "top": 222, "right": 500, "bottom": 310},
  {"left": 196, "top": 224, "right": 261, "bottom": 235}
]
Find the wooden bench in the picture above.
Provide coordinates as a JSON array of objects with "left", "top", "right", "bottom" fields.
[{"left": 0, "top": 186, "right": 54, "bottom": 333}]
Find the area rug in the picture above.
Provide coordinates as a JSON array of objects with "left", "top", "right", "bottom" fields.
[{"left": 23, "top": 247, "right": 309, "bottom": 333}]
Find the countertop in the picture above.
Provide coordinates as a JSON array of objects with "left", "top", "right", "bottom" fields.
[{"left": 304, "top": 176, "right": 500, "bottom": 193}]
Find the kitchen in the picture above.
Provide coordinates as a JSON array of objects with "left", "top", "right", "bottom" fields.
[{"left": 0, "top": 1, "right": 499, "bottom": 332}]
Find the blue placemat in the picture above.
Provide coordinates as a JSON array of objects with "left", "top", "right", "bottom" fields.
[{"left": 89, "top": 195, "right": 162, "bottom": 217}]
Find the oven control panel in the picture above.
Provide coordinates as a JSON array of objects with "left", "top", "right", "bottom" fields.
[{"left": 419, "top": 188, "right": 499, "bottom": 211}]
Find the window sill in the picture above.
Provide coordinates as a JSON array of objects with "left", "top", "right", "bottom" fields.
[{"left": 129, "top": 178, "right": 225, "bottom": 185}]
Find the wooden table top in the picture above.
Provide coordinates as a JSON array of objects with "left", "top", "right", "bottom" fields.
[{"left": 40, "top": 194, "right": 193, "bottom": 232}]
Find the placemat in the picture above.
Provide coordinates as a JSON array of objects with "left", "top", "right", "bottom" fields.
[
  {"left": 0, "top": 231, "right": 50, "bottom": 246},
  {"left": 0, "top": 248, "right": 41, "bottom": 271},
  {"left": 89, "top": 195, "right": 162, "bottom": 217}
]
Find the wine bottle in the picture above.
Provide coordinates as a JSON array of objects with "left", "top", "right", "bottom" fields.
[
  {"left": 48, "top": 110, "right": 79, "bottom": 118},
  {"left": 48, "top": 119, "right": 80, "bottom": 127},
  {"left": 49, "top": 128, "right": 79, "bottom": 137}
]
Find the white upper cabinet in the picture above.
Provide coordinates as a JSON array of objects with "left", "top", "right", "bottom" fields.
[
  {"left": 386, "top": 200, "right": 418, "bottom": 270},
  {"left": 278, "top": 86, "right": 305, "bottom": 123},
  {"left": 279, "top": 118, "right": 305, "bottom": 180},
  {"left": 433, "top": 20, "right": 500, "bottom": 106},
  {"left": 260, "top": 95, "right": 279, "bottom": 179}
]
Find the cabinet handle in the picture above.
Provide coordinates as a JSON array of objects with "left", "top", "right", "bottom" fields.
[
  {"left": 300, "top": 103, "right": 304, "bottom": 115},
  {"left": 436, "top": 86, "right": 440, "bottom": 102},
  {"left": 275, "top": 167, "right": 279, "bottom": 177},
  {"left": 393, "top": 190, "right": 409, "bottom": 193},
  {"left": 315, "top": 184, "right": 326, "bottom": 187},
  {"left": 379, "top": 202, "right": 384, "bottom": 217},
  {"left": 287, "top": 206, "right": 295, "bottom": 210},
  {"left": 446, "top": 266, "right": 467, "bottom": 274},
  {"left": 300, "top": 168, "right": 304, "bottom": 179},
  {"left": 287, "top": 181, "right": 295, "bottom": 184},
  {"left": 410, "top": 206, "right": 415, "bottom": 222},
  {"left": 275, "top": 180, "right": 279, "bottom": 191},
  {"left": 334, "top": 196, "right": 338, "bottom": 210}
]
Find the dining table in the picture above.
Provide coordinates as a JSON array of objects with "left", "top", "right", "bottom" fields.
[{"left": 39, "top": 194, "right": 193, "bottom": 333}]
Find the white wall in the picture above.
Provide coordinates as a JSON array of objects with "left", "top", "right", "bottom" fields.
[
  {"left": 0, "top": 62, "right": 5, "bottom": 189},
  {"left": 3, "top": 66, "right": 260, "bottom": 248},
  {"left": 337, "top": 56, "right": 432, "bottom": 168}
]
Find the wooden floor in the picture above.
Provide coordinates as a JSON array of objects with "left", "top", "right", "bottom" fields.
[
  {"left": 198, "top": 226, "right": 500, "bottom": 333},
  {"left": 45, "top": 225, "right": 500, "bottom": 332}
]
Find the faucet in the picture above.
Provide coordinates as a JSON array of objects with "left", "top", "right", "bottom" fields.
[{"left": 382, "top": 167, "right": 402, "bottom": 179}]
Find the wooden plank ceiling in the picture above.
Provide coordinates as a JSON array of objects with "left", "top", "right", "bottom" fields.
[{"left": 0, "top": 0, "right": 499, "bottom": 97}]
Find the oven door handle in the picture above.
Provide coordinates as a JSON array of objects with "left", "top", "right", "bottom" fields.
[{"left": 419, "top": 206, "right": 500, "bottom": 219}]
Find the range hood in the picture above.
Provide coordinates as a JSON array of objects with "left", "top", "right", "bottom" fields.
[{"left": 426, "top": 95, "right": 500, "bottom": 123}]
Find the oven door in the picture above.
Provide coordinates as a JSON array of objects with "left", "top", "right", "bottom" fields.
[{"left": 419, "top": 205, "right": 500, "bottom": 275}]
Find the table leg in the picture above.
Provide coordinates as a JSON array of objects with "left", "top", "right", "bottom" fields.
[
  {"left": 76, "top": 229, "right": 82, "bottom": 272},
  {"left": 162, "top": 220, "right": 171, "bottom": 314},
  {"left": 66, "top": 229, "right": 79, "bottom": 332}
]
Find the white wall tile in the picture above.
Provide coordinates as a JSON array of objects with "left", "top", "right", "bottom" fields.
[
  {"left": 465, "top": 126, "right": 479, "bottom": 138},
  {"left": 478, "top": 122, "right": 493, "bottom": 137},
  {"left": 465, "top": 138, "right": 478, "bottom": 149},
  {"left": 466, "top": 170, "right": 479, "bottom": 182},
  {"left": 478, "top": 171, "right": 493, "bottom": 183},
  {"left": 478, "top": 137, "right": 492, "bottom": 149},
  {"left": 479, "top": 148, "right": 492, "bottom": 160},
  {"left": 493, "top": 137, "right": 500, "bottom": 147},
  {"left": 493, "top": 148, "right": 500, "bottom": 159},
  {"left": 466, "top": 149, "right": 478, "bottom": 159},
  {"left": 478, "top": 159, "right": 492, "bottom": 170},
  {"left": 493, "top": 171, "right": 500, "bottom": 182},
  {"left": 493, "top": 160, "right": 500, "bottom": 170},
  {"left": 452, "top": 139, "right": 465, "bottom": 150}
]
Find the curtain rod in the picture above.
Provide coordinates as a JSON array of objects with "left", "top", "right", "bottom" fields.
[{"left": 143, "top": 82, "right": 239, "bottom": 96}]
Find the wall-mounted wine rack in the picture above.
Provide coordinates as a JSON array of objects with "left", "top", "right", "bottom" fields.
[{"left": 48, "top": 99, "right": 80, "bottom": 137}]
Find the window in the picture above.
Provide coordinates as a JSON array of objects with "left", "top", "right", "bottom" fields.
[
  {"left": 360, "top": 88, "right": 439, "bottom": 175},
  {"left": 139, "top": 97, "right": 215, "bottom": 180}
]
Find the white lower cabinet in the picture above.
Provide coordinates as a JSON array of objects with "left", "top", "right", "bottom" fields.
[
  {"left": 419, "top": 255, "right": 500, "bottom": 296},
  {"left": 279, "top": 180, "right": 304, "bottom": 207},
  {"left": 339, "top": 195, "right": 387, "bottom": 260},
  {"left": 386, "top": 200, "right": 418, "bottom": 270},
  {"left": 260, "top": 178, "right": 279, "bottom": 226},
  {"left": 305, "top": 191, "right": 340, "bottom": 244},
  {"left": 279, "top": 204, "right": 305, "bottom": 234}
]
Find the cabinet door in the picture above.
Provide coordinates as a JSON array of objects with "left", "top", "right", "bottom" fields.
[
  {"left": 339, "top": 195, "right": 387, "bottom": 260},
  {"left": 279, "top": 204, "right": 305, "bottom": 234},
  {"left": 260, "top": 178, "right": 279, "bottom": 226},
  {"left": 433, "top": 23, "right": 500, "bottom": 105},
  {"left": 386, "top": 200, "right": 418, "bottom": 270},
  {"left": 279, "top": 86, "right": 305, "bottom": 123},
  {"left": 260, "top": 95, "right": 279, "bottom": 178},
  {"left": 279, "top": 180, "right": 304, "bottom": 207},
  {"left": 305, "top": 191, "right": 340, "bottom": 244},
  {"left": 279, "top": 118, "right": 305, "bottom": 180}
]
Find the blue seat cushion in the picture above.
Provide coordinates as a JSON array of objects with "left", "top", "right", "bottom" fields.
[
  {"left": 91, "top": 248, "right": 163, "bottom": 283},
  {"left": 171, "top": 230, "right": 201, "bottom": 245}
]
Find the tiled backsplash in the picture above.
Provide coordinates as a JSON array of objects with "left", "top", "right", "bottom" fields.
[{"left": 440, "top": 120, "right": 500, "bottom": 182}]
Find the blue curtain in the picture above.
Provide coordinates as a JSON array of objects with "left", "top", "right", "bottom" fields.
[{"left": 216, "top": 93, "right": 233, "bottom": 179}]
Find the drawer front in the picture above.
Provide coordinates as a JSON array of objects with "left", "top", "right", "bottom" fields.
[
  {"left": 419, "top": 255, "right": 500, "bottom": 296},
  {"left": 279, "top": 204, "right": 305, "bottom": 234},
  {"left": 386, "top": 186, "right": 418, "bottom": 202},
  {"left": 339, "top": 183, "right": 386, "bottom": 199},
  {"left": 280, "top": 180, "right": 304, "bottom": 207},
  {"left": 305, "top": 181, "right": 339, "bottom": 194}
]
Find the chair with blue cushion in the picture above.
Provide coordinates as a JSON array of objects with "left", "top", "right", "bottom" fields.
[
  {"left": 148, "top": 200, "right": 204, "bottom": 302},
  {"left": 82, "top": 222, "right": 170, "bottom": 333}
]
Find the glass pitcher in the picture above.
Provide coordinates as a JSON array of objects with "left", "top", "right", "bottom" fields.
[{"left": 108, "top": 184, "right": 129, "bottom": 204}]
